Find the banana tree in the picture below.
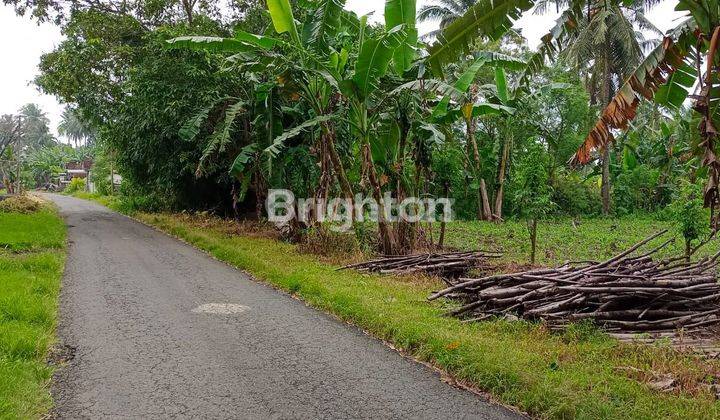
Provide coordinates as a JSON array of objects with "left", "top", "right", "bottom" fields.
[
  {"left": 428, "top": 53, "right": 520, "bottom": 220},
  {"left": 169, "top": 0, "right": 419, "bottom": 253},
  {"left": 169, "top": 0, "right": 361, "bottom": 217},
  {"left": 570, "top": 1, "right": 720, "bottom": 224}
]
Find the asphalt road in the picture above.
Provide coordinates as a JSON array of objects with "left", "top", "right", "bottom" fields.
[{"left": 48, "top": 194, "right": 521, "bottom": 419}]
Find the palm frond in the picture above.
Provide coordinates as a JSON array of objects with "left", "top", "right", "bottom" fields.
[
  {"left": 302, "top": 0, "right": 346, "bottom": 51},
  {"left": 265, "top": 114, "right": 335, "bottom": 158},
  {"left": 516, "top": 7, "right": 580, "bottom": 86},
  {"left": 417, "top": 4, "right": 455, "bottom": 22},
  {"left": 426, "top": 0, "right": 534, "bottom": 78},
  {"left": 571, "top": 21, "right": 697, "bottom": 165}
]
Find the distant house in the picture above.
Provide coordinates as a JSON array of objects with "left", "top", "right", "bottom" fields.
[
  {"left": 86, "top": 169, "right": 122, "bottom": 193},
  {"left": 59, "top": 160, "right": 93, "bottom": 189}
]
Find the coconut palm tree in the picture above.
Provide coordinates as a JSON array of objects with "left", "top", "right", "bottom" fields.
[
  {"left": 58, "top": 107, "right": 95, "bottom": 147},
  {"left": 571, "top": 1, "right": 720, "bottom": 225},
  {"left": 18, "top": 103, "right": 54, "bottom": 151},
  {"left": 557, "top": 1, "right": 657, "bottom": 214},
  {"left": 425, "top": 0, "right": 660, "bottom": 214}
]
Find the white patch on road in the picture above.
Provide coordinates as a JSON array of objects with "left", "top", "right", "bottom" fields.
[{"left": 192, "top": 303, "right": 250, "bottom": 315}]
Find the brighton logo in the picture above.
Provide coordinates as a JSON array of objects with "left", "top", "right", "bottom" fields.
[{"left": 266, "top": 189, "right": 454, "bottom": 231}]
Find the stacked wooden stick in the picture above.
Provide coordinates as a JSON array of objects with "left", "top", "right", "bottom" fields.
[
  {"left": 339, "top": 250, "right": 502, "bottom": 277},
  {"left": 430, "top": 231, "right": 720, "bottom": 334}
]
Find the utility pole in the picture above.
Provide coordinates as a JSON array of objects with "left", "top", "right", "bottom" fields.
[{"left": 15, "top": 159, "right": 21, "bottom": 194}]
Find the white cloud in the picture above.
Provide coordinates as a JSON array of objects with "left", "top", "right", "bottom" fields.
[{"left": 0, "top": 7, "right": 64, "bottom": 139}]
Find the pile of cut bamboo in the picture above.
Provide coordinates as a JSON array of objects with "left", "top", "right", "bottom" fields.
[
  {"left": 340, "top": 250, "right": 502, "bottom": 277},
  {"left": 430, "top": 231, "right": 720, "bottom": 334}
]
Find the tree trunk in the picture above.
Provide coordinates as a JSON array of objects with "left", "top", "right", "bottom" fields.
[
  {"left": 181, "top": 0, "right": 195, "bottom": 25},
  {"left": 601, "top": 146, "right": 611, "bottom": 215},
  {"left": 438, "top": 182, "right": 449, "bottom": 249},
  {"left": 493, "top": 133, "right": 511, "bottom": 219},
  {"left": 600, "top": 43, "right": 613, "bottom": 215},
  {"left": 323, "top": 124, "right": 353, "bottom": 203},
  {"left": 362, "top": 142, "right": 397, "bottom": 254},
  {"left": 529, "top": 218, "right": 538, "bottom": 264},
  {"left": 480, "top": 179, "right": 492, "bottom": 220},
  {"left": 466, "top": 117, "right": 491, "bottom": 220}
]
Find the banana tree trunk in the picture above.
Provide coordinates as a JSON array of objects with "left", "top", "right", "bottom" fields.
[
  {"left": 601, "top": 143, "right": 611, "bottom": 215},
  {"left": 362, "top": 142, "right": 398, "bottom": 255},
  {"left": 323, "top": 123, "right": 354, "bottom": 204},
  {"left": 466, "top": 116, "right": 491, "bottom": 220},
  {"left": 493, "top": 132, "right": 512, "bottom": 220}
]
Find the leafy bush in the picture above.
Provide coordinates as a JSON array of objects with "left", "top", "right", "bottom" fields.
[
  {"left": 551, "top": 171, "right": 602, "bottom": 216},
  {"left": 613, "top": 164, "right": 661, "bottom": 215},
  {"left": 64, "top": 177, "right": 86, "bottom": 194},
  {"left": 670, "top": 182, "right": 709, "bottom": 259}
]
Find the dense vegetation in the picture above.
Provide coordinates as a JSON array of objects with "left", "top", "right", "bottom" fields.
[
  {"left": 4, "top": 0, "right": 720, "bottom": 416},
  {"left": 5, "top": 0, "right": 719, "bottom": 255}
]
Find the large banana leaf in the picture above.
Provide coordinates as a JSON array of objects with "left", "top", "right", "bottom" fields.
[
  {"left": 234, "top": 31, "right": 280, "bottom": 49},
  {"left": 471, "top": 102, "right": 515, "bottom": 117},
  {"left": 385, "top": 0, "right": 417, "bottom": 75},
  {"left": 472, "top": 51, "right": 526, "bottom": 70},
  {"left": 180, "top": 105, "right": 213, "bottom": 142},
  {"left": 431, "top": 57, "right": 490, "bottom": 119},
  {"left": 390, "top": 79, "right": 464, "bottom": 99},
  {"left": 352, "top": 25, "right": 408, "bottom": 98},
  {"left": 371, "top": 119, "right": 400, "bottom": 166},
  {"left": 303, "top": 0, "right": 346, "bottom": 51},
  {"left": 265, "top": 114, "right": 335, "bottom": 158},
  {"left": 229, "top": 143, "right": 260, "bottom": 177},
  {"left": 267, "top": 0, "right": 300, "bottom": 43},
  {"left": 426, "top": 0, "right": 534, "bottom": 77},
  {"left": 196, "top": 100, "right": 247, "bottom": 175},
  {"left": 572, "top": 20, "right": 697, "bottom": 165},
  {"left": 676, "top": 0, "right": 719, "bottom": 34},
  {"left": 655, "top": 62, "right": 697, "bottom": 107},
  {"left": 431, "top": 53, "right": 522, "bottom": 118},
  {"left": 495, "top": 67, "right": 508, "bottom": 103}
]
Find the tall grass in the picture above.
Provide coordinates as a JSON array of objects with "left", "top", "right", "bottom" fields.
[{"left": 0, "top": 208, "right": 66, "bottom": 418}]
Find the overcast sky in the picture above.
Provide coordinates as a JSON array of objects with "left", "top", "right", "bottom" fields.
[{"left": 0, "top": 0, "right": 686, "bottom": 143}]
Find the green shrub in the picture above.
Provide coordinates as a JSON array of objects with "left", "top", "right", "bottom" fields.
[
  {"left": 64, "top": 178, "right": 86, "bottom": 194},
  {"left": 670, "top": 182, "right": 709, "bottom": 259},
  {"left": 551, "top": 171, "right": 602, "bottom": 216},
  {"left": 613, "top": 164, "right": 661, "bottom": 215}
]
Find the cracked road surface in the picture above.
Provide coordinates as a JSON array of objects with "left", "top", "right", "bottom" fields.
[{"left": 49, "top": 194, "right": 521, "bottom": 419}]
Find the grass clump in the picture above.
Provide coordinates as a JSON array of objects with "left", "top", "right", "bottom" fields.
[
  {"left": 0, "top": 205, "right": 66, "bottom": 418},
  {"left": 0, "top": 209, "right": 65, "bottom": 253}
]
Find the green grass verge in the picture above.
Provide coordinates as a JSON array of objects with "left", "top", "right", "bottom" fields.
[
  {"left": 67, "top": 192, "right": 121, "bottom": 211},
  {"left": 135, "top": 212, "right": 720, "bottom": 419},
  {"left": 437, "top": 217, "right": 694, "bottom": 267},
  {"left": 0, "top": 208, "right": 66, "bottom": 418}
]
